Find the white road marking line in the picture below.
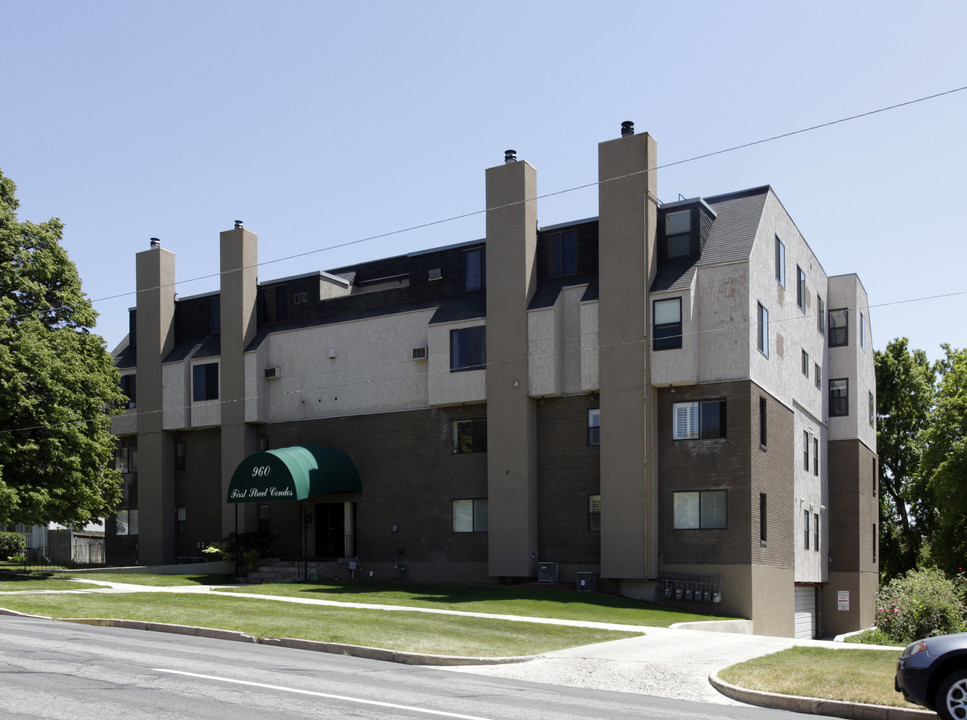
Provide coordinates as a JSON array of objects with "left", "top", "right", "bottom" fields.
[{"left": 154, "top": 668, "right": 496, "bottom": 720}]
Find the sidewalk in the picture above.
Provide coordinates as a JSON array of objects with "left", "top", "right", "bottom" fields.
[{"left": 2, "top": 579, "right": 930, "bottom": 718}]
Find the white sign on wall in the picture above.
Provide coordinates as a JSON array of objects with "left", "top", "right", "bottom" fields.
[{"left": 837, "top": 590, "right": 850, "bottom": 611}]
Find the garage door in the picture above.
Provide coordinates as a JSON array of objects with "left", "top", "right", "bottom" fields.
[{"left": 794, "top": 586, "right": 816, "bottom": 639}]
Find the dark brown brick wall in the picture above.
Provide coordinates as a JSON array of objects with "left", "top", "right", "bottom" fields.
[
  {"left": 536, "top": 395, "right": 601, "bottom": 564},
  {"left": 174, "top": 428, "right": 221, "bottom": 556},
  {"left": 828, "top": 439, "right": 879, "bottom": 574},
  {"left": 657, "top": 381, "right": 794, "bottom": 569}
]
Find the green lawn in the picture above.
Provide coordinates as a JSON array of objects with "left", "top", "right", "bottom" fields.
[
  {"left": 719, "top": 646, "right": 917, "bottom": 709},
  {"left": 0, "top": 572, "right": 104, "bottom": 592},
  {"left": 0, "top": 591, "right": 637, "bottom": 657}
]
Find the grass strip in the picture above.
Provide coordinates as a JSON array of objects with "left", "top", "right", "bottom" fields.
[
  {"left": 68, "top": 572, "right": 238, "bottom": 587},
  {"left": 215, "top": 581, "right": 735, "bottom": 627},
  {"left": 0, "top": 592, "right": 638, "bottom": 657},
  {"left": 719, "top": 647, "right": 917, "bottom": 709},
  {"left": 0, "top": 573, "right": 104, "bottom": 592}
]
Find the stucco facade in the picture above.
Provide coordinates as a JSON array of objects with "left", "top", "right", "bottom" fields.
[{"left": 108, "top": 125, "right": 876, "bottom": 637}]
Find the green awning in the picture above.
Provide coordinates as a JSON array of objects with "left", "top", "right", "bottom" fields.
[{"left": 227, "top": 445, "right": 361, "bottom": 504}]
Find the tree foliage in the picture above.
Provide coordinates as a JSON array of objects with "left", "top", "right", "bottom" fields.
[
  {"left": 920, "top": 345, "right": 967, "bottom": 576},
  {"left": 874, "top": 338, "right": 935, "bottom": 579},
  {"left": 0, "top": 169, "right": 123, "bottom": 527}
]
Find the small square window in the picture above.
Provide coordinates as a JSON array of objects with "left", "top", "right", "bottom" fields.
[
  {"left": 452, "top": 419, "right": 487, "bottom": 454},
  {"left": 450, "top": 326, "right": 486, "bottom": 372},
  {"left": 453, "top": 498, "right": 488, "bottom": 532},
  {"left": 192, "top": 362, "right": 219, "bottom": 401},
  {"left": 587, "top": 409, "right": 600, "bottom": 446},
  {"left": 673, "top": 400, "right": 726, "bottom": 440}
]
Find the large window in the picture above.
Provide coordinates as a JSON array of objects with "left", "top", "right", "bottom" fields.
[
  {"left": 449, "top": 326, "right": 486, "bottom": 371},
  {"left": 665, "top": 210, "right": 692, "bottom": 258},
  {"left": 775, "top": 236, "right": 785, "bottom": 288},
  {"left": 464, "top": 248, "right": 485, "bottom": 291},
  {"left": 545, "top": 230, "right": 577, "bottom": 277},
  {"left": 588, "top": 494, "right": 601, "bottom": 532},
  {"left": 587, "top": 409, "right": 600, "bottom": 446},
  {"left": 116, "top": 509, "right": 138, "bottom": 536},
  {"left": 796, "top": 266, "right": 806, "bottom": 310},
  {"left": 453, "top": 498, "right": 488, "bottom": 533},
  {"left": 452, "top": 419, "right": 487, "bottom": 454},
  {"left": 829, "top": 308, "right": 848, "bottom": 347},
  {"left": 830, "top": 378, "right": 849, "bottom": 417},
  {"left": 757, "top": 302, "right": 769, "bottom": 357},
  {"left": 192, "top": 362, "right": 219, "bottom": 401},
  {"left": 653, "top": 297, "right": 682, "bottom": 350},
  {"left": 674, "top": 490, "right": 727, "bottom": 529},
  {"left": 673, "top": 400, "right": 726, "bottom": 440}
]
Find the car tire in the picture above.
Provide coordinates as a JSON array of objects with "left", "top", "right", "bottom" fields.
[{"left": 936, "top": 669, "right": 967, "bottom": 720}]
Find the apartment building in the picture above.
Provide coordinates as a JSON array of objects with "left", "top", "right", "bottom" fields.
[{"left": 109, "top": 125, "right": 877, "bottom": 637}]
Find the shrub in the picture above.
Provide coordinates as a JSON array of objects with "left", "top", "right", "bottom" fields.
[
  {"left": 875, "top": 567, "right": 967, "bottom": 644},
  {"left": 0, "top": 532, "right": 26, "bottom": 561}
]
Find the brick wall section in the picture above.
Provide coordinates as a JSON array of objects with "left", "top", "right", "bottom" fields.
[
  {"left": 828, "top": 439, "right": 879, "bottom": 574},
  {"left": 535, "top": 395, "right": 601, "bottom": 564},
  {"left": 174, "top": 428, "right": 222, "bottom": 556},
  {"left": 657, "top": 381, "right": 794, "bottom": 569},
  {"left": 266, "top": 406, "right": 489, "bottom": 565}
]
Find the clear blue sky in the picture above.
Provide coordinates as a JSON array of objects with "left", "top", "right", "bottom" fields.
[{"left": 3, "top": 1, "right": 965, "bottom": 361}]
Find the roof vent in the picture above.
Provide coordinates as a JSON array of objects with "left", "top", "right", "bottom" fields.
[
  {"left": 234, "top": 219, "right": 244, "bottom": 229},
  {"left": 504, "top": 149, "right": 517, "bottom": 164},
  {"left": 621, "top": 121, "right": 634, "bottom": 137},
  {"left": 149, "top": 237, "right": 161, "bottom": 248}
]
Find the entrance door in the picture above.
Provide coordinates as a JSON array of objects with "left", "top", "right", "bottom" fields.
[{"left": 315, "top": 503, "right": 345, "bottom": 558}]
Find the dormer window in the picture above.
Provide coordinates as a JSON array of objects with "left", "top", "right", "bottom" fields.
[
  {"left": 544, "top": 230, "right": 577, "bottom": 278},
  {"left": 665, "top": 211, "right": 692, "bottom": 258}
]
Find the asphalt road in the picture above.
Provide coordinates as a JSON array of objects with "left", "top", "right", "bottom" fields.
[{"left": 0, "top": 616, "right": 834, "bottom": 720}]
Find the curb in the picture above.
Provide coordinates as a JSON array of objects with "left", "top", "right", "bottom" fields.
[{"left": 709, "top": 673, "right": 935, "bottom": 719}]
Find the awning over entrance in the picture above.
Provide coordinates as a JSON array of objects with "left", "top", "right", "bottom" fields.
[{"left": 227, "top": 445, "right": 361, "bottom": 504}]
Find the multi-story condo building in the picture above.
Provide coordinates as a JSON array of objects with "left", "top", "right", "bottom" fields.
[{"left": 109, "top": 125, "right": 877, "bottom": 638}]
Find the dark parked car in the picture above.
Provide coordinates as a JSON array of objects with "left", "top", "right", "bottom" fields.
[{"left": 896, "top": 632, "right": 967, "bottom": 719}]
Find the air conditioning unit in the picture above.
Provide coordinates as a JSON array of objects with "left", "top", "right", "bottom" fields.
[
  {"left": 412, "top": 347, "right": 428, "bottom": 360},
  {"left": 428, "top": 268, "right": 443, "bottom": 281},
  {"left": 537, "top": 561, "right": 558, "bottom": 583},
  {"left": 264, "top": 366, "right": 280, "bottom": 379}
]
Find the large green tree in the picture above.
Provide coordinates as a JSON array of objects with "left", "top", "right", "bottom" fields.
[
  {"left": 874, "top": 338, "right": 935, "bottom": 580},
  {"left": 0, "top": 169, "right": 123, "bottom": 527},
  {"left": 920, "top": 344, "right": 967, "bottom": 576}
]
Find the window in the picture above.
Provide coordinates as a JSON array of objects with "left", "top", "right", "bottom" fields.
[
  {"left": 587, "top": 409, "right": 600, "bottom": 446},
  {"left": 116, "top": 446, "right": 138, "bottom": 473},
  {"left": 262, "top": 285, "right": 288, "bottom": 323},
  {"left": 453, "top": 498, "right": 488, "bottom": 533},
  {"left": 672, "top": 400, "right": 726, "bottom": 440},
  {"left": 465, "top": 248, "right": 485, "bottom": 291},
  {"left": 119, "top": 374, "right": 136, "bottom": 409},
  {"left": 175, "top": 441, "right": 186, "bottom": 471},
  {"left": 449, "top": 326, "right": 486, "bottom": 371},
  {"left": 814, "top": 512, "right": 820, "bottom": 552},
  {"left": 176, "top": 507, "right": 186, "bottom": 535},
  {"left": 815, "top": 363, "right": 822, "bottom": 390},
  {"left": 653, "top": 297, "right": 682, "bottom": 350},
  {"left": 803, "top": 431, "right": 810, "bottom": 471},
  {"left": 869, "top": 391, "right": 875, "bottom": 428},
  {"left": 829, "top": 308, "right": 848, "bottom": 347},
  {"left": 665, "top": 210, "right": 691, "bottom": 258},
  {"left": 116, "top": 509, "right": 138, "bottom": 536},
  {"left": 801, "top": 349, "right": 809, "bottom": 377},
  {"left": 759, "top": 397, "right": 767, "bottom": 448},
  {"left": 813, "top": 437, "right": 819, "bottom": 476},
  {"left": 674, "top": 490, "right": 727, "bottom": 529},
  {"left": 817, "top": 294, "right": 825, "bottom": 335},
  {"left": 588, "top": 494, "right": 601, "bottom": 532},
  {"left": 759, "top": 493, "right": 768, "bottom": 543},
  {"left": 873, "top": 524, "right": 877, "bottom": 562},
  {"left": 796, "top": 266, "right": 806, "bottom": 310},
  {"left": 775, "top": 236, "right": 785, "bottom": 288},
  {"left": 757, "top": 302, "right": 769, "bottom": 357},
  {"left": 804, "top": 509, "right": 810, "bottom": 549},
  {"left": 860, "top": 311, "right": 866, "bottom": 350},
  {"left": 293, "top": 291, "right": 308, "bottom": 305},
  {"left": 830, "top": 378, "right": 849, "bottom": 417},
  {"left": 545, "top": 230, "right": 577, "bottom": 277},
  {"left": 452, "top": 419, "right": 487, "bottom": 454},
  {"left": 192, "top": 362, "right": 219, "bottom": 401}
]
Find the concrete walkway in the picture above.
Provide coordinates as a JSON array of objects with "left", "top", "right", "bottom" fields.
[{"left": 1, "top": 579, "right": 930, "bottom": 718}]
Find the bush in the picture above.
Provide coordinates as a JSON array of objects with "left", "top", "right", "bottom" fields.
[
  {"left": 0, "top": 532, "right": 26, "bottom": 561},
  {"left": 875, "top": 567, "right": 967, "bottom": 644}
]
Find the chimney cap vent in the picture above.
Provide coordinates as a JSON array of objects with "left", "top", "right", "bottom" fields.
[
  {"left": 621, "top": 121, "right": 635, "bottom": 137},
  {"left": 234, "top": 219, "right": 244, "bottom": 229},
  {"left": 149, "top": 237, "right": 161, "bottom": 248},
  {"left": 504, "top": 149, "right": 517, "bottom": 163}
]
